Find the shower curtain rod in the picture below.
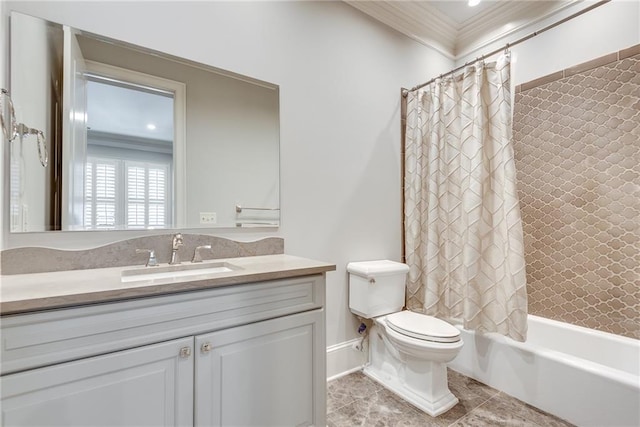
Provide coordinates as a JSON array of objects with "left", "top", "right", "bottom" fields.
[{"left": 402, "top": 0, "right": 610, "bottom": 96}]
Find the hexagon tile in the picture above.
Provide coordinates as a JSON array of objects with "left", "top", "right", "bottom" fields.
[{"left": 513, "top": 51, "right": 639, "bottom": 339}]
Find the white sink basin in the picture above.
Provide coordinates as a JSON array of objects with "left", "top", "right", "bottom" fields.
[{"left": 121, "top": 261, "right": 242, "bottom": 283}]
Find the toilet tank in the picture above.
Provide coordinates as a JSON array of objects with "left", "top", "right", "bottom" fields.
[{"left": 347, "top": 260, "right": 410, "bottom": 318}]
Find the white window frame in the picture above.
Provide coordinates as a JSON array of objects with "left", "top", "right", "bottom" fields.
[{"left": 84, "top": 60, "right": 187, "bottom": 227}]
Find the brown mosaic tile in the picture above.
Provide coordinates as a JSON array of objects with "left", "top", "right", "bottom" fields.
[{"left": 514, "top": 53, "right": 640, "bottom": 339}]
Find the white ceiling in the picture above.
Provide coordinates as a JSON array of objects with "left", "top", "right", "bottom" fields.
[
  {"left": 86, "top": 80, "right": 174, "bottom": 142},
  {"left": 345, "top": 0, "right": 582, "bottom": 59}
]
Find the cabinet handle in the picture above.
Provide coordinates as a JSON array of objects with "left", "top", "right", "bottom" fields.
[
  {"left": 201, "top": 342, "right": 212, "bottom": 354},
  {"left": 179, "top": 346, "right": 192, "bottom": 358}
]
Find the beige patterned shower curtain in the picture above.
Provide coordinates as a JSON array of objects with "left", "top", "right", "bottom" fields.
[{"left": 404, "top": 53, "right": 528, "bottom": 341}]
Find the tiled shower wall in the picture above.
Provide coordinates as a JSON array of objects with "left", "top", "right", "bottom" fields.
[{"left": 513, "top": 46, "right": 639, "bottom": 339}]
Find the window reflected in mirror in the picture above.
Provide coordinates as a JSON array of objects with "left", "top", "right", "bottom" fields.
[
  {"left": 9, "top": 11, "right": 280, "bottom": 233},
  {"left": 84, "top": 73, "right": 176, "bottom": 230}
]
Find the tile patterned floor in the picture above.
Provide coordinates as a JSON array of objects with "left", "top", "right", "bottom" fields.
[{"left": 327, "top": 370, "right": 574, "bottom": 426}]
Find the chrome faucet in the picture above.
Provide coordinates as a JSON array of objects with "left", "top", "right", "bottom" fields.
[{"left": 169, "top": 233, "right": 184, "bottom": 265}]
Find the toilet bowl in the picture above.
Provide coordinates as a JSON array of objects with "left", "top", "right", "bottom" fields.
[
  {"left": 366, "top": 311, "right": 463, "bottom": 416},
  {"left": 383, "top": 310, "right": 463, "bottom": 362},
  {"left": 347, "top": 260, "right": 463, "bottom": 416}
]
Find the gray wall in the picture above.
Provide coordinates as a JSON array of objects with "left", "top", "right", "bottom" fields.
[{"left": 1, "top": 1, "right": 451, "bottom": 349}]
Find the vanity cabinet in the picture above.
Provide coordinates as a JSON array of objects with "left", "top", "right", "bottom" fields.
[
  {"left": 1, "top": 337, "right": 195, "bottom": 426},
  {"left": 195, "top": 310, "right": 322, "bottom": 426},
  {"left": 0, "top": 274, "right": 327, "bottom": 426}
]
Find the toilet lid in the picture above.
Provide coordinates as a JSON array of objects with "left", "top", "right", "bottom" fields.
[{"left": 386, "top": 311, "right": 460, "bottom": 343}]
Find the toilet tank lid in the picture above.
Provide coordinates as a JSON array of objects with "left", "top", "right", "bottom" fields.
[{"left": 347, "top": 260, "right": 409, "bottom": 278}]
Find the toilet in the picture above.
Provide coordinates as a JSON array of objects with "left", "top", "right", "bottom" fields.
[{"left": 347, "top": 260, "right": 463, "bottom": 417}]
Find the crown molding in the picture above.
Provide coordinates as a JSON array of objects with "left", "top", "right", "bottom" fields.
[
  {"left": 345, "top": 0, "right": 458, "bottom": 56},
  {"left": 456, "top": 0, "right": 595, "bottom": 60},
  {"left": 345, "top": 0, "right": 585, "bottom": 61},
  {"left": 456, "top": 0, "right": 581, "bottom": 56}
]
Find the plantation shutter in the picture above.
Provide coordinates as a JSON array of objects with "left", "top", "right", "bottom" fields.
[
  {"left": 125, "top": 161, "right": 170, "bottom": 229},
  {"left": 84, "top": 158, "right": 118, "bottom": 229},
  {"left": 84, "top": 157, "right": 170, "bottom": 229}
]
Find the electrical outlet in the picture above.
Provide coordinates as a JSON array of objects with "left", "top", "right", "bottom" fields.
[{"left": 200, "top": 212, "right": 217, "bottom": 224}]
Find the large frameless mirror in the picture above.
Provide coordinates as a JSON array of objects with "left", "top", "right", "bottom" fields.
[{"left": 8, "top": 11, "right": 280, "bottom": 233}]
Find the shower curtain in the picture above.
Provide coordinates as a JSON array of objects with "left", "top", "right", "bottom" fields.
[{"left": 404, "top": 53, "right": 528, "bottom": 341}]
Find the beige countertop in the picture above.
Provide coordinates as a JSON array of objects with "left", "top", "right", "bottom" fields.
[{"left": 0, "top": 254, "right": 336, "bottom": 315}]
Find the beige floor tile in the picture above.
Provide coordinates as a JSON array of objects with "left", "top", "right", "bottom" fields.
[{"left": 327, "top": 371, "right": 575, "bottom": 427}]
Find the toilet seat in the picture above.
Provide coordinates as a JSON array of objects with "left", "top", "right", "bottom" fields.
[{"left": 386, "top": 311, "right": 460, "bottom": 343}]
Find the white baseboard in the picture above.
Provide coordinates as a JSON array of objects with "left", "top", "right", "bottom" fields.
[{"left": 326, "top": 338, "right": 367, "bottom": 381}]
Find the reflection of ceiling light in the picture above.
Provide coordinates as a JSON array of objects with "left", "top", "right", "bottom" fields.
[
  {"left": 468, "top": 0, "right": 481, "bottom": 6},
  {"left": 146, "top": 123, "right": 156, "bottom": 130}
]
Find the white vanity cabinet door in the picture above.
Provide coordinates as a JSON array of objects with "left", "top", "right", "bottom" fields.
[
  {"left": 1, "top": 337, "right": 194, "bottom": 427},
  {"left": 195, "top": 309, "right": 326, "bottom": 427}
]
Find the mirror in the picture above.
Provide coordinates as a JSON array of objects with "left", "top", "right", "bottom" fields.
[{"left": 8, "top": 11, "right": 280, "bottom": 233}]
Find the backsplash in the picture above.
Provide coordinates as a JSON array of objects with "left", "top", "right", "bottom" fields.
[
  {"left": 0, "top": 235, "right": 284, "bottom": 275},
  {"left": 513, "top": 45, "right": 639, "bottom": 339}
]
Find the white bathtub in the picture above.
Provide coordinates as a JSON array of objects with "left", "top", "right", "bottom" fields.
[{"left": 449, "top": 314, "right": 640, "bottom": 427}]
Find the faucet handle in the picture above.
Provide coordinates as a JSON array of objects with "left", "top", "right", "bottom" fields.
[
  {"left": 136, "top": 249, "right": 159, "bottom": 267},
  {"left": 192, "top": 245, "right": 212, "bottom": 263}
]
